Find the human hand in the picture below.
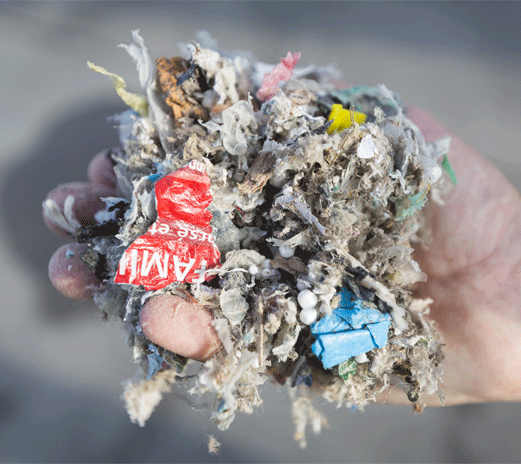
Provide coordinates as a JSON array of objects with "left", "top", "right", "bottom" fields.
[
  {"left": 44, "top": 111, "right": 521, "bottom": 404},
  {"left": 44, "top": 148, "right": 221, "bottom": 362},
  {"left": 403, "top": 107, "right": 521, "bottom": 405}
]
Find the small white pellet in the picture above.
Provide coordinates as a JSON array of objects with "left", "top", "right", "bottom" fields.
[
  {"left": 261, "top": 258, "right": 271, "bottom": 269},
  {"left": 355, "top": 353, "right": 368, "bottom": 363},
  {"left": 299, "top": 307, "right": 318, "bottom": 325},
  {"left": 278, "top": 245, "right": 295, "bottom": 258},
  {"left": 298, "top": 289, "right": 318, "bottom": 309},
  {"left": 260, "top": 268, "right": 278, "bottom": 279},
  {"left": 248, "top": 264, "right": 259, "bottom": 275}
]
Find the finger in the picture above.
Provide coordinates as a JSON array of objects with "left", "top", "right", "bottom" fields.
[
  {"left": 140, "top": 295, "right": 222, "bottom": 362},
  {"left": 87, "top": 148, "right": 118, "bottom": 190},
  {"left": 43, "top": 181, "right": 116, "bottom": 238},
  {"left": 407, "top": 106, "right": 521, "bottom": 277},
  {"left": 48, "top": 243, "right": 100, "bottom": 300}
]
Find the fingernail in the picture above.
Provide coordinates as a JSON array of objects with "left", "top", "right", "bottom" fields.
[
  {"left": 87, "top": 150, "right": 118, "bottom": 189},
  {"left": 43, "top": 182, "right": 115, "bottom": 236}
]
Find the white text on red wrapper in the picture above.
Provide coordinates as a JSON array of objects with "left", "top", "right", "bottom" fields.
[
  {"left": 148, "top": 222, "right": 215, "bottom": 242},
  {"left": 117, "top": 249, "right": 209, "bottom": 284},
  {"left": 113, "top": 161, "right": 221, "bottom": 290}
]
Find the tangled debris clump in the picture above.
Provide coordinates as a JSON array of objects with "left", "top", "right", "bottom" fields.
[{"left": 47, "top": 31, "right": 457, "bottom": 447}]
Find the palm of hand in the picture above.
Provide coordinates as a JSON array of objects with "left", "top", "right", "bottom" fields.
[
  {"left": 410, "top": 108, "right": 521, "bottom": 404},
  {"left": 45, "top": 108, "right": 521, "bottom": 405}
]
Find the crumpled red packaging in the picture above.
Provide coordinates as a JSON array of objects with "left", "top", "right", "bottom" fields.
[{"left": 115, "top": 160, "right": 221, "bottom": 290}]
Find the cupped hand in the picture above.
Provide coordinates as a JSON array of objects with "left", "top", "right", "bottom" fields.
[
  {"left": 44, "top": 148, "right": 221, "bottom": 361},
  {"left": 406, "top": 107, "right": 521, "bottom": 404},
  {"left": 44, "top": 111, "right": 521, "bottom": 404}
]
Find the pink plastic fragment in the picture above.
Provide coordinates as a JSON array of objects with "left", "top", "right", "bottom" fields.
[
  {"left": 115, "top": 160, "right": 221, "bottom": 290},
  {"left": 256, "top": 51, "right": 302, "bottom": 102}
]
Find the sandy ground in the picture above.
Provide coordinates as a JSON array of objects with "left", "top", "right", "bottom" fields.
[{"left": 1, "top": 2, "right": 520, "bottom": 462}]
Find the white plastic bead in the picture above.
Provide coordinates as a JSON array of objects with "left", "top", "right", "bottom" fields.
[
  {"left": 298, "top": 289, "right": 318, "bottom": 309},
  {"left": 261, "top": 258, "right": 271, "bottom": 269},
  {"left": 260, "top": 268, "right": 279, "bottom": 279},
  {"left": 278, "top": 245, "right": 295, "bottom": 258},
  {"left": 260, "top": 268, "right": 271, "bottom": 279},
  {"left": 299, "top": 307, "right": 318, "bottom": 325},
  {"left": 248, "top": 264, "right": 259, "bottom": 275},
  {"left": 269, "top": 172, "right": 288, "bottom": 188}
]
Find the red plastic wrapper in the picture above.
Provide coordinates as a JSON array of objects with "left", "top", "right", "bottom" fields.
[
  {"left": 256, "top": 51, "right": 301, "bottom": 102},
  {"left": 115, "top": 160, "right": 221, "bottom": 290}
]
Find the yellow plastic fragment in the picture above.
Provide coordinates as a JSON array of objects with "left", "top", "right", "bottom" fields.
[
  {"left": 327, "top": 104, "right": 366, "bottom": 134},
  {"left": 87, "top": 61, "right": 148, "bottom": 117}
]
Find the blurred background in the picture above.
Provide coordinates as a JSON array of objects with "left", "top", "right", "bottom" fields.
[{"left": 1, "top": 2, "right": 521, "bottom": 462}]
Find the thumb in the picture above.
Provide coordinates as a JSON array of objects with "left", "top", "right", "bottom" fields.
[
  {"left": 407, "top": 106, "right": 521, "bottom": 277},
  {"left": 140, "top": 294, "right": 222, "bottom": 362}
]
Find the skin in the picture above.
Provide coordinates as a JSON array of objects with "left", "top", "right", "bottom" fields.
[{"left": 44, "top": 111, "right": 521, "bottom": 403}]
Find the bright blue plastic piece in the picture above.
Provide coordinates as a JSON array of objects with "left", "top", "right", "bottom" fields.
[
  {"left": 311, "top": 288, "right": 391, "bottom": 369},
  {"left": 146, "top": 344, "right": 163, "bottom": 379},
  {"left": 147, "top": 172, "right": 162, "bottom": 183}
]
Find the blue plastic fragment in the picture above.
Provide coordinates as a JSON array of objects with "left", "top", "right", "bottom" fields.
[
  {"left": 294, "top": 374, "right": 313, "bottom": 388},
  {"left": 217, "top": 398, "right": 227, "bottom": 413},
  {"left": 291, "top": 358, "right": 313, "bottom": 388},
  {"left": 311, "top": 288, "right": 391, "bottom": 369},
  {"left": 146, "top": 344, "right": 163, "bottom": 380},
  {"left": 147, "top": 162, "right": 167, "bottom": 183},
  {"left": 147, "top": 172, "right": 162, "bottom": 183}
]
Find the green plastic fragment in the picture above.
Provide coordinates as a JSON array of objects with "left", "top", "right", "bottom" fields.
[
  {"left": 441, "top": 154, "right": 457, "bottom": 185},
  {"left": 396, "top": 188, "right": 430, "bottom": 222},
  {"left": 338, "top": 357, "right": 357, "bottom": 380},
  {"left": 330, "top": 86, "right": 374, "bottom": 108},
  {"left": 330, "top": 86, "right": 402, "bottom": 114},
  {"left": 87, "top": 61, "right": 148, "bottom": 117}
]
